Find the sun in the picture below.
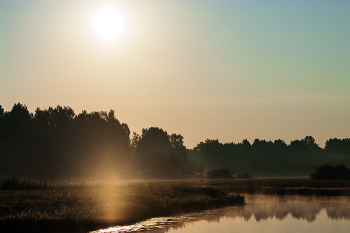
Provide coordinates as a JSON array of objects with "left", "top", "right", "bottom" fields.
[{"left": 93, "top": 7, "right": 124, "bottom": 41}]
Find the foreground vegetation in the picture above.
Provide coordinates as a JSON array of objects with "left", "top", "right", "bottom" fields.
[
  {"left": 0, "top": 179, "right": 244, "bottom": 233},
  {"left": 2, "top": 177, "right": 350, "bottom": 232}
]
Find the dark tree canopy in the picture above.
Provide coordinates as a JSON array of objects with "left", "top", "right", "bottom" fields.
[
  {"left": 1, "top": 103, "right": 350, "bottom": 180},
  {"left": 189, "top": 135, "right": 350, "bottom": 177},
  {"left": 0, "top": 103, "right": 131, "bottom": 180},
  {"left": 132, "top": 127, "right": 192, "bottom": 178}
]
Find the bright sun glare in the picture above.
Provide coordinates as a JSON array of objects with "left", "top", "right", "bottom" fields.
[{"left": 93, "top": 7, "right": 124, "bottom": 41}]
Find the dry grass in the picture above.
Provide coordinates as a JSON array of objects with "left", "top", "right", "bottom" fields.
[
  {"left": 0, "top": 180, "right": 244, "bottom": 233},
  {"left": 1, "top": 177, "right": 350, "bottom": 232}
]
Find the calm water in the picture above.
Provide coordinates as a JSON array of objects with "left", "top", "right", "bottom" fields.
[{"left": 93, "top": 195, "right": 350, "bottom": 233}]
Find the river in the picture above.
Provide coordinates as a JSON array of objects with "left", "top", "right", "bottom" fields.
[{"left": 92, "top": 194, "right": 350, "bottom": 233}]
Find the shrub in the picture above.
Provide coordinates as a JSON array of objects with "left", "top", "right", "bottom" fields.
[
  {"left": 310, "top": 164, "right": 350, "bottom": 180},
  {"left": 206, "top": 169, "right": 233, "bottom": 179}
]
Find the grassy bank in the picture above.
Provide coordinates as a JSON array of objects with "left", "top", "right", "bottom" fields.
[
  {"left": 0, "top": 179, "right": 244, "bottom": 233},
  {"left": 202, "top": 178, "right": 350, "bottom": 196}
]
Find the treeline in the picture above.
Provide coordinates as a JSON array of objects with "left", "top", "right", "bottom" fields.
[
  {"left": 1, "top": 103, "right": 350, "bottom": 179},
  {"left": 188, "top": 137, "right": 350, "bottom": 176},
  {"left": 0, "top": 103, "right": 196, "bottom": 180}
]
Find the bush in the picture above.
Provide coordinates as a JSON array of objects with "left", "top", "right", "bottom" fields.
[
  {"left": 206, "top": 169, "right": 233, "bottom": 179},
  {"left": 310, "top": 164, "right": 350, "bottom": 180},
  {"left": 236, "top": 172, "right": 252, "bottom": 179}
]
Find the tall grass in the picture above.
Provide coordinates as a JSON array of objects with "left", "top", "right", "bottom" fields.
[
  {"left": 0, "top": 180, "right": 245, "bottom": 233},
  {"left": 0, "top": 177, "right": 51, "bottom": 190}
]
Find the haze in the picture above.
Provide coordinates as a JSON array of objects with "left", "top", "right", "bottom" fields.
[{"left": 1, "top": 0, "right": 350, "bottom": 148}]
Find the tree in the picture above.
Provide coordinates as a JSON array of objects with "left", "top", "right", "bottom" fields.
[
  {"left": 135, "top": 127, "right": 172, "bottom": 176},
  {"left": 0, "top": 103, "right": 33, "bottom": 177},
  {"left": 302, "top": 136, "right": 321, "bottom": 153},
  {"left": 290, "top": 136, "right": 320, "bottom": 154},
  {"left": 0, "top": 105, "right": 5, "bottom": 143},
  {"left": 0, "top": 105, "right": 5, "bottom": 175},
  {"left": 136, "top": 127, "right": 172, "bottom": 158},
  {"left": 325, "top": 138, "right": 350, "bottom": 155},
  {"left": 169, "top": 133, "right": 187, "bottom": 171}
]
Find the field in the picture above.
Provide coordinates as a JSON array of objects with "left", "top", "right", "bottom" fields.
[{"left": 1, "top": 178, "right": 350, "bottom": 233}]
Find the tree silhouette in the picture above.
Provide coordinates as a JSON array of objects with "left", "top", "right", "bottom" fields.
[
  {"left": 1, "top": 102, "right": 350, "bottom": 179},
  {"left": 0, "top": 103, "right": 32, "bottom": 176},
  {"left": 134, "top": 127, "right": 172, "bottom": 177}
]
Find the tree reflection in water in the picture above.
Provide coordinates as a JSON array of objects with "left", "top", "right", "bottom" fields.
[
  {"left": 232, "top": 195, "right": 350, "bottom": 222},
  {"left": 93, "top": 195, "right": 350, "bottom": 233}
]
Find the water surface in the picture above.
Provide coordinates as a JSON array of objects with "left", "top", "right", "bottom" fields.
[{"left": 93, "top": 195, "right": 350, "bottom": 233}]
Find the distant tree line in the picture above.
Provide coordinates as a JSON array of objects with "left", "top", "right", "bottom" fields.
[
  {"left": 187, "top": 137, "right": 350, "bottom": 177},
  {"left": 0, "top": 103, "right": 195, "bottom": 180},
  {"left": 1, "top": 103, "right": 350, "bottom": 179}
]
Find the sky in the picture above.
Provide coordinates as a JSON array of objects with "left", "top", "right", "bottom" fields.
[{"left": 1, "top": 0, "right": 349, "bottom": 148}]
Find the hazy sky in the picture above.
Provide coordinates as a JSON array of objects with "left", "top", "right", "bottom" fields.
[{"left": 1, "top": 0, "right": 349, "bottom": 148}]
